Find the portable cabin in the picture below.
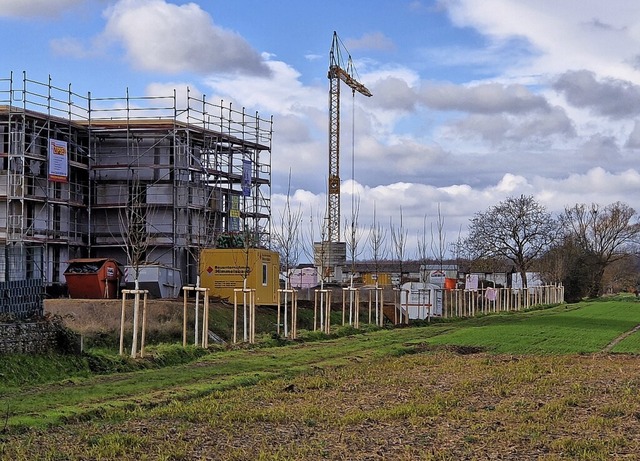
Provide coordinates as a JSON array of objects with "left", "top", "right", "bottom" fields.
[
  {"left": 362, "top": 272, "right": 392, "bottom": 286},
  {"left": 199, "top": 248, "right": 280, "bottom": 305},
  {"left": 399, "top": 282, "right": 443, "bottom": 318},
  {"left": 288, "top": 266, "right": 318, "bottom": 289}
]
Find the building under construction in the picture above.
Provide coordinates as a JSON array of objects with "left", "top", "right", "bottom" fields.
[{"left": 0, "top": 72, "right": 272, "bottom": 314}]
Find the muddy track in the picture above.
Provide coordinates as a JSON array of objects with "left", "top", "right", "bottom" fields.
[{"left": 602, "top": 323, "right": 640, "bottom": 352}]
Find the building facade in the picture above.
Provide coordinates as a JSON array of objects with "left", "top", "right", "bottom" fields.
[{"left": 0, "top": 72, "right": 272, "bottom": 301}]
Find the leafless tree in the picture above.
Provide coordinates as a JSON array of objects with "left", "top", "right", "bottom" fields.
[
  {"left": 537, "top": 239, "right": 572, "bottom": 286},
  {"left": 272, "top": 171, "right": 303, "bottom": 289},
  {"left": 449, "top": 224, "right": 471, "bottom": 274},
  {"left": 116, "top": 172, "right": 159, "bottom": 357},
  {"left": 602, "top": 254, "right": 640, "bottom": 294},
  {"left": 305, "top": 204, "right": 329, "bottom": 287},
  {"left": 367, "top": 202, "right": 388, "bottom": 284},
  {"left": 417, "top": 214, "right": 430, "bottom": 282},
  {"left": 562, "top": 201, "right": 640, "bottom": 297},
  {"left": 344, "top": 194, "right": 364, "bottom": 287},
  {"left": 186, "top": 188, "right": 219, "bottom": 289},
  {"left": 466, "top": 195, "right": 558, "bottom": 289},
  {"left": 119, "top": 173, "right": 155, "bottom": 290},
  {"left": 389, "top": 207, "right": 408, "bottom": 286},
  {"left": 431, "top": 203, "right": 447, "bottom": 270}
]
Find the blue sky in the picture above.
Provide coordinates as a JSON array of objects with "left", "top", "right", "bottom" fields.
[{"left": 2, "top": 0, "right": 640, "bottom": 260}]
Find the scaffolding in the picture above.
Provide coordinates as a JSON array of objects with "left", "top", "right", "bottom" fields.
[
  {"left": 0, "top": 71, "right": 273, "bottom": 300},
  {"left": 0, "top": 72, "right": 90, "bottom": 290}
]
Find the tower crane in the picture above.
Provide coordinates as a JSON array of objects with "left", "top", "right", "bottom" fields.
[
  {"left": 327, "top": 31, "right": 372, "bottom": 246},
  {"left": 317, "top": 31, "right": 372, "bottom": 282}
]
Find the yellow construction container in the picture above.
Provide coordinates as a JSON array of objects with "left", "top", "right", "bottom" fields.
[
  {"left": 362, "top": 272, "right": 392, "bottom": 286},
  {"left": 200, "top": 248, "right": 280, "bottom": 306}
]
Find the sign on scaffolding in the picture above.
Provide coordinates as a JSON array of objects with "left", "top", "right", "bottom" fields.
[{"left": 48, "top": 139, "right": 68, "bottom": 183}]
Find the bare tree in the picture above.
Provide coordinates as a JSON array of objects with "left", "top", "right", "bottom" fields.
[
  {"left": 344, "top": 194, "right": 364, "bottom": 287},
  {"left": 272, "top": 171, "right": 303, "bottom": 289},
  {"left": 389, "top": 207, "right": 408, "bottom": 286},
  {"left": 306, "top": 205, "right": 330, "bottom": 287},
  {"left": 417, "top": 214, "right": 430, "bottom": 281},
  {"left": 184, "top": 157, "right": 220, "bottom": 290},
  {"left": 431, "top": 203, "right": 447, "bottom": 270},
  {"left": 367, "top": 202, "right": 388, "bottom": 284},
  {"left": 466, "top": 195, "right": 557, "bottom": 289},
  {"left": 416, "top": 205, "right": 448, "bottom": 283},
  {"left": 536, "top": 239, "right": 571, "bottom": 286},
  {"left": 562, "top": 201, "right": 639, "bottom": 297},
  {"left": 119, "top": 173, "right": 155, "bottom": 290},
  {"left": 602, "top": 254, "right": 640, "bottom": 294},
  {"left": 116, "top": 172, "right": 159, "bottom": 357},
  {"left": 449, "top": 224, "right": 470, "bottom": 274}
]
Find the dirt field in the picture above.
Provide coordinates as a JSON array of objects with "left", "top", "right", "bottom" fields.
[
  {"left": 44, "top": 296, "right": 287, "bottom": 346},
  {"left": 45, "top": 297, "right": 189, "bottom": 336},
  {"left": 3, "top": 349, "right": 640, "bottom": 460}
]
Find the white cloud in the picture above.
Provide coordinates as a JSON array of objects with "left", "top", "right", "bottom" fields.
[
  {"left": 345, "top": 32, "right": 396, "bottom": 52},
  {"left": 204, "top": 57, "right": 324, "bottom": 115},
  {"left": 554, "top": 70, "right": 640, "bottom": 119},
  {"left": 420, "top": 82, "right": 550, "bottom": 114},
  {"left": 445, "top": 0, "right": 640, "bottom": 82},
  {"left": 368, "top": 77, "right": 417, "bottom": 111},
  {"left": 0, "top": 0, "right": 83, "bottom": 17},
  {"left": 272, "top": 168, "right": 640, "bottom": 261},
  {"left": 102, "top": 0, "right": 270, "bottom": 76},
  {"left": 625, "top": 121, "right": 640, "bottom": 148},
  {"left": 50, "top": 37, "right": 98, "bottom": 59}
]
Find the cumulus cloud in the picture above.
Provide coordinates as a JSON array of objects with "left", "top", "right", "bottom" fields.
[
  {"left": 444, "top": 0, "right": 640, "bottom": 82},
  {"left": 368, "top": 77, "right": 417, "bottom": 111},
  {"left": 0, "top": 0, "right": 83, "bottom": 17},
  {"left": 445, "top": 107, "right": 573, "bottom": 146},
  {"left": 625, "top": 121, "right": 640, "bottom": 148},
  {"left": 579, "top": 134, "right": 621, "bottom": 162},
  {"left": 535, "top": 168, "right": 640, "bottom": 210},
  {"left": 344, "top": 32, "right": 396, "bottom": 52},
  {"left": 554, "top": 70, "right": 640, "bottom": 119},
  {"left": 204, "top": 58, "right": 323, "bottom": 115},
  {"left": 102, "top": 0, "right": 270, "bottom": 76},
  {"left": 271, "top": 168, "right": 640, "bottom": 260},
  {"left": 419, "top": 82, "right": 550, "bottom": 114}
]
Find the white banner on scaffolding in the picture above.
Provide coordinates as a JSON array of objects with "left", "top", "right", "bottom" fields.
[{"left": 48, "top": 139, "right": 68, "bottom": 183}]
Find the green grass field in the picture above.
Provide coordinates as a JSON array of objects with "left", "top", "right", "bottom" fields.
[
  {"left": 424, "top": 298, "right": 640, "bottom": 353},
  {"left": 1, "top": 296, "right": 640, "bottom": 460}
]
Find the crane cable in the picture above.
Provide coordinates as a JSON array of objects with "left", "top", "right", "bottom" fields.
[{"left": 351, "top": 89, "right": 356, "bottom": 231}]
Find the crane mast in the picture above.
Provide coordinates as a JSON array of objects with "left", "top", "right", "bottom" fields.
[
  {"left": 327, "top": 31, "right": 372, "bottom": 244},
  {"left": 317, "top": 31, "right": 372, "bottom": 282}
]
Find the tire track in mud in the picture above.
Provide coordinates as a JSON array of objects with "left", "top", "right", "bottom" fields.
[{"left": 602, "top": 323, "right": 640, "bottom": 353}]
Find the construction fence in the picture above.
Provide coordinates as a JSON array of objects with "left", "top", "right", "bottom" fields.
[{"left": 439, "top": 285, "right": 565, "bottom": 319}]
